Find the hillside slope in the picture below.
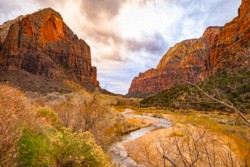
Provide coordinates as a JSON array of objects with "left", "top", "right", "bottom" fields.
[{"left": 141, "top": 70, "right": 250, "bottom": 113}]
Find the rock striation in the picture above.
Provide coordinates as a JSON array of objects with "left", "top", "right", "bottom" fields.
[
  {"left": 128, "top": 0, "right": 250, "bottom": 97},
  {"left": 0, "top": 8, "right": 99, "bottom": 91}
]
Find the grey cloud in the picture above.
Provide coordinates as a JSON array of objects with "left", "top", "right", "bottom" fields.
[
  {"left": 97, "top": 48, "right": 123, "bottom": 62},
  {"left": 79, "top": 0, "right": 159, "bottom": 22},
  {"left": 82, "top": 26, "right": 126, "bottom": 62},
  {"left": 0, "top": 0, "right": 22, "bottom": 24},
  {"left": 89, "top": 28, "right": 168, "bottom": 62},
  {"left": 80, "top": 0, "right": 127, "bottom": 22},
  {"left": 0, "top": 0, "right": 18, "bottom": 13},
  {"left": 125, "top": 33, "right": 168, "bottom": 55},
  {"left": 88, "top": 26, "right": 122, "bottom": 45}
]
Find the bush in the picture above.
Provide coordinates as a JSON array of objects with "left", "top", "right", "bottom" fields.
[
  {"left": 17, "top": 128, "right": 56, "bottom": 166},
  {"left": 55, "top": 128, "right": 111, "bottom": 167},
  {"left": 37, "top": 107, "right": 63, "bottom": 129},
  {"left": 18, "top": 124, "right": 112, "bottom": 166}
]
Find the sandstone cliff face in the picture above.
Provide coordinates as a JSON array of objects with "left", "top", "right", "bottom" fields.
[
  {"left": 0, "top": 8, "right": 99, "bottom": 89},
  {"left": 128, "top": 0, "right": 250, "bottom": 96}
]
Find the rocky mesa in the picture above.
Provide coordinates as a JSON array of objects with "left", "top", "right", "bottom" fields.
[
  {"left": 0, "top": 8, "right": 99, "bottom": 92},
  {"left": 128, "top": 0, "right": 250, "bottom": 97}
]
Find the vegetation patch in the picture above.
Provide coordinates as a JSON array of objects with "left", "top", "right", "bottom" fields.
[
  {"left": 141, "top": 70, "right": 250, "bottom": 113},
  {"left": 0, "top": 84, "right": 112, "bottom": 166},
  {"left": 18, "top": 126, "right": 112, "bottom": 167}
]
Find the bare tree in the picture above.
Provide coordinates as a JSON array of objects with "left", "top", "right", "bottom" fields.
[
  {"left": 51, "top": 92, "right": 123, "bottom": 146},
  {"left": 186, "top": 81, "right": 250, "bottom": 125},
  {"left": 74, "top": 94, "right": 109, "bottom": 132},
  {"left": 126, "top": 127, "right": 239, "bottom": 167}
]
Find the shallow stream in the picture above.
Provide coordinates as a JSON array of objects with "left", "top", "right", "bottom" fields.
[{"left": 109, "top": 109, "right": 171, "bottom": 167}]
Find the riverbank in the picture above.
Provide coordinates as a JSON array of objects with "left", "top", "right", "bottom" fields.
[
  {"left": 111, "top": 108, "right": 250, "bottom": 167},
  {"left": 109, "top": 109, "right": 171, "bottom": 167}
]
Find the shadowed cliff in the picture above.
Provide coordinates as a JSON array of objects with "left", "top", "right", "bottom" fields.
[{"left": 0, "top": 8, "right": 99, "bottom": 93}]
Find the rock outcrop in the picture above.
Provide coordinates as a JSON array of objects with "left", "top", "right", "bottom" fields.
[
  {"left": 0, "top": 8, "right": 99, "bottom": 91},
  {"left": 128, "top": 0, "right": 250, "bottom": 97}
]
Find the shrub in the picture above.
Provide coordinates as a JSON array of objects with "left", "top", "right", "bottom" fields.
[
  {"left": 17, "top": 126, "right": 112, "bottom": 166},
  {"left": 54, "top": 128, "right": 111, "bottom": 167},
  {"left": 17, "top": 128, "right": 56, "bottom": 166},
  {"left": 37, "top": 107, "right": 63, "bottom": 129}
]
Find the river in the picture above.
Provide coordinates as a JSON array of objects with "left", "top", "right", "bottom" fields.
[{"left": 109, "top": 109, "right": 172, "bottom": 167}]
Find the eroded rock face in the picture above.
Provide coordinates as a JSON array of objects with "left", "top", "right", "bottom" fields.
[
  {"left": 128, "top": 0, "right": 250, "bottom": 96},
  {"left": 0, "top": 8, "right": 99, "bottom": 89}
]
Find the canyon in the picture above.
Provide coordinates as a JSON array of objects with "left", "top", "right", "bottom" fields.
[
  {"left": 0, "top": 1, "right": 249, "bottom": 167},
  {"left": 128, "top": 0, "right": 250, "bottom": 97}
]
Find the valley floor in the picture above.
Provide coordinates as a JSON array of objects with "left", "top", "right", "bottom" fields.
[{"left": 112, "top": 107, "right": 250, "bottom": 167}]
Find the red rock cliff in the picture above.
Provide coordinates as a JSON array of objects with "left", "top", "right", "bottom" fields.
[
  {"left": 128, "top": 0, "right": 250, "bottom": 96},
  {"left": 0, "top": 8, "right": 99, "bottom": 88}
]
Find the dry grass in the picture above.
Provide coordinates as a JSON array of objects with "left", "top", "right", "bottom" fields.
[
  {"left": 168, "top": 131, "right": 184, "bottom": 137},
  {"left": 125, "top": 125, "right": 240, "bottom": 167},
  {"left": 0, "top": 84, "right": 32, "bottom": 165},
  {"left": 168, "top": 112, "right": 250, "bottom": 166},
  {"left": 127, "top": 118, "right": 139, "bottom": 124},
  {"left": 131, "top": 108, "right": 250, "bottom": 166},
  {"left": 28, "top": 88, "right": 133, "bottom": 147}
]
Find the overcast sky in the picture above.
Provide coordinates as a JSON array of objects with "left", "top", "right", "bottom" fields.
[{"left": 0, "top": 0, "right": 241, "bottom": 94}]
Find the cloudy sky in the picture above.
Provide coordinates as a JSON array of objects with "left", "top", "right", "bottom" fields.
[{"left": 0, "top": 0, "right": 241, "bottom": 94}]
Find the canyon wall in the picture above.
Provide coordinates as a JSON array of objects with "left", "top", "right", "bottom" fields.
[
  {"left": 0, "top": 8, "right": 99, "bottom": 90},
  {"left": 128, "top": 0, "right": 250, "bottom": 97}
]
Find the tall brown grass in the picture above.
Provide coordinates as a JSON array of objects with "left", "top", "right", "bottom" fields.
[{"left": 0, "top": 84, "right": 30, "bottom": 165}]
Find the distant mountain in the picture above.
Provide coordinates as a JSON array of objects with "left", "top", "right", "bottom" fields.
[
  {"left": 127, "top": 0, "right": 250, "bottom": 98},
  {"left": 0, "top": 8, "right": 99, "bottom": 93}
]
